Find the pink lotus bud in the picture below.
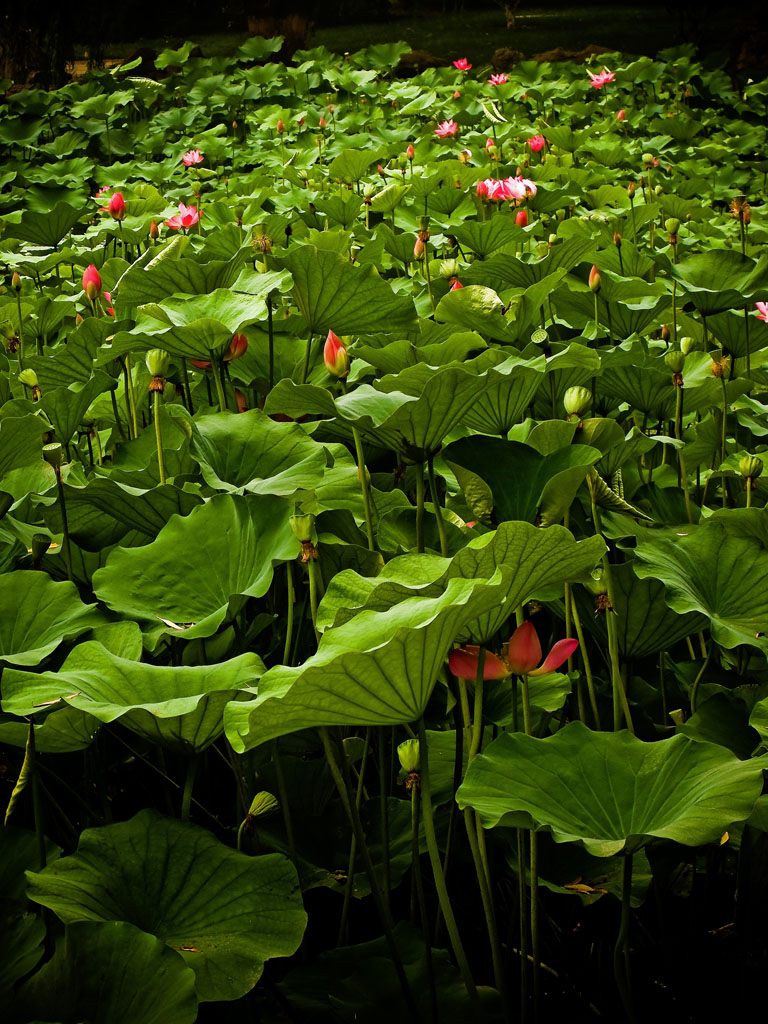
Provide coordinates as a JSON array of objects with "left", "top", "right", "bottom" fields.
[
  {"left": 328, "top": 103, "right": 334, "bottom": 112},
  {"left": 627, "top": 182, "right": 635, "bottom": 198},
  {"left": 108, "top": 192, "right": 126, "bottom": 221},
  {"left": 277, "top": 118, "right": 285, "bottom": 133},
  {"left": 485, "top": 137, "right": 495, "bottom": 153},
  {"left": 224, "top": 333, "right": 248, "bottom": 361},
  {"left": 75, "top": 313, "right": 84, "bottom": 325},
  {"left": 323, "top": 330, "right": 350, "bottom": 378},
  {"left": 413, "top": 237, "right": 426, "bottom": 260},
  {"left": 319, "top": 116, "right": 327, "bottom": 128},
  {"left": 234, "top": 388, "right": 249, "bottom": 413},
  {"left": 82, "top": 265, "right": 102, "bottom": 301},
  {"left": 617, "top": 108, "right": 626, "bottom": 121},
  {"left": 149, "top": 220, "right": 159, "bottom": 239},
  {"left": 588, "top": 265, "right": 601, "bottom": 292},
  {"left": 11, "top": 271, "right": 21, "bottom": 291},
  {"left": 453, "top": 90, "right": 461, "bottom": 99},
  {"left": 406, "top": 144, "right": 415, "bottom": 160},
  {"left": 515, "top": 209, "right": 528, "bottom": 227}
]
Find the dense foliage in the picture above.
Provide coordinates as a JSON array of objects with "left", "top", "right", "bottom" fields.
[{"left": 2, "top": 37, "right": 768, "bottom": 1022}]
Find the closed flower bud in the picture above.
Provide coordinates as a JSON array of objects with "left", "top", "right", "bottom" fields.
[
  {"left": 277, "top": 118, "right": 285, "bottom": 133},
  {"left": 225, "top": 333, "right": 248, "bottom": 361},
  {"left": 564, "top": 386, "right": 592, "bottom": 418},
  {"left": 108, "top": 191, "right": 126, "bottom": 221},
  {"left": 406, "top": 144, "right": 415, "bottom": 160},
  {"left": 680, "top": 336, "right": 698, "bottom": 356},
  {"left": 11, "top": 271, "right": 21, "bottom": 292},
  {"left": 319, "top": 116, "right": 327, "bottom": 128},
  {"left": 413, "top": 237, "right": 426, "bottom": 261},
  {"left": 665, "top": 217, "right": 680, "bottom": 236},
  {"left": 588, "top": 265, "right": 601, "bottom": 292},
  {"left": 661, "top": 324, "right": 670, "bottom": 342},
  {"left": 516, "top": 209, "right": 528, "bottom": 227},
  {"left": 149, "top": 221, "right": 159, "bottom": 239},
  {"left": 641, "top": 152, "right": 653, "bottom": 166},
  {"left": 616, "top": 108, "right": 626, "bottom": 121},
  {"left": 323, "top": 329, "right": 350, "bottom": 378},
  {"left": 613, "top": 231, "right": 622, "bottom": 247},
  {"left": 739, "top": 455, "right": 763, "bottom": 480},
  {"left": 627, "top": 182, "right": 635, "bottom": 198},
  {"left": 82, "top": 264, "right": 102, "bottom": 301}
]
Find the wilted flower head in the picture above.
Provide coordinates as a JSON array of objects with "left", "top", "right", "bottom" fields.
[
  {"left": 528, "top": 134, "right": 546, "bottom": 152},
  {"left": 588, "top": 67, "right": 615, "bottom": 89},
  {"left": 434, "top": 120, "right": 459, "bottom": 138},
  {"left": 453, "top": 58, "right": 472, "bottom": 70},
  {"left": 488, "top": 73, "right": 509, "bottom": 85},
  {"left": 165, "top": 203, "right": 199, "bottom": 230},
  {"left": 731, "top": 197, "right": 751, "bottom": 224},
  {"left": 458, "top": 148, "right": 472, "bottom": 163},
  {"left": 182, "top": 149, "right": 203, "bottom": 166}
]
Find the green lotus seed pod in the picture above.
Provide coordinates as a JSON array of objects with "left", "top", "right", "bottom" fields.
[
  {"left": 654, "top": 184, "right": 663, "bottom": 195},
  {"left": 563, "top": 386, "right": 592, "bottom": 418},
  {"left": 397, "top": 738, "right": 420, "bottom": 773},
  {"left": 145, "top": 349, "right": 170, "bottom": 378},
  {"left": 18, "top": 368, "right": 38, "bottom": 387},
  {"left": 665, "top": 218, "right": 681, "bottom": 235},
  {"left": 641, "top": 152, "right": 653, "bottom": 164},
  {"left": 739, "top": 455, "right": 763, "bottom": 480},
  {"left": 42, "top": 442, "right": 63, "bottom": 468},
  {"left": 439, "top": 259, "right": 460, "bottom": 280},
  {"left": 680, "top": 336, "right": 699, "bottom": 356},
  {"left": 289, "top": 513, "right": 315, "bottom": 543},
  {"left": 665, "top": 349, "right": 685, "bottom": 373},
  {"left": 247, "top": 791, "right": 279, "bottom": 817},
  {"left": 531, "top": 328, "right": 549, "bottom": 345}
]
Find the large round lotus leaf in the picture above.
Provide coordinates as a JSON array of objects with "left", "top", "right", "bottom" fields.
[
  {"left": 459, "top": 355, "right": 545, "bottom": 436},
  {"left": 25, "top": 809, "right": 307, "bottom": 1002},
  {"left": 633, "top": 516, "right": 768, "bottom": 652},
  {"left": 225, "top": 574, "right": 507, "bottom": 752},
  {"left": 671, "top": 249, "right": 768, "bottom": 315},
  {"left": 189, "top": 409, "right": 327, "bottom": 495},
  {"left": 12, "top": 920, "right": 198, "bottom": 1024},
  {"left": 2, "top": 642, "right": 264, "bottom": 753},
  {"left": 574, "top": 559, "right": 707, "bottom": 658},
  {"left": 92, "top": 493, "right": 296, "bottom": 642},
  {"left": 0, "top": 709, "right": 101, "bottom": 753},
  {"left": 456, "top": 722, "right": 764, "bottom": 857},
  {"left": 0, "top": 571, "right": 105, "bottom": 666}
]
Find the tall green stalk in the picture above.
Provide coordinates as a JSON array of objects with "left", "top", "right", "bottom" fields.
[
  {"left": 426, "top": 456, "right": 448, "bottom": 558},
  {"left": 352, "top": 427, "right": 376, "bottom": 551}
]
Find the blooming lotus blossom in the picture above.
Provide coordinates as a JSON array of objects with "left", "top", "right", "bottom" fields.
[
  {"left": 323, "top": 330, "right": 350, "bottom": 378},
  {"left": 756, "top": 302, "right": 768, "bottom": 322},
  {"left": 82, "top": 265, "right": 102, "bottom": 301},
  {"left": 453, "top": 58, "right": 472, "bottom": 70},
  {"left": 488, "top": 73, "right": 509, "bottom": 85},
  {"left": 165, "top": 203, "right": 199, "bottom": 230},
  {"left": 588, "top": 68, "right": 615, "bottom": 89},
  {"left": 449, "top": 622, "right": 578, "bottom": 680},
  {"left": 182, "top": 149, "right": 203, "bottom": 166},
  {"left": 476, "top": 176, "right": 537, "bottom": 202},
  {"left": 108, "top": 192, "right": 126, "bottom": 221},
  {"left": 434, "top": 120, "right": 459, "bottom": 138},
  {"left": 528, "top": 134, "right": 546, "bottom": 152}
]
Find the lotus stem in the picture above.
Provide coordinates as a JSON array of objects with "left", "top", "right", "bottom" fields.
[
  {"left": 267, "top": 293, "right": 275, "bottom": 392},
  {"left": 747, "top": 477, "right": 753, "bottom": 508},
  {"left": 110, "top": 389, "right": 128, "bottom": 440},
  {"left": 426, "top": 456, "right": 448, "bottom": 558},
  {"left": 307, "top": 557, "right": 323, "bottom": 646},
  {"left": 181, "top": 360, "right": 194, "bottom": 413},
  {"left": 417, "top": 717, "right": 479, "bottom": 1006},
  {"left": 689, "top": 644, "right": 714, "bottom": 715},
  {"left": 720, "top": 375, "right": 729, "bottom": 508},
  {"left": 379, "top": 729, "right": 392, "bottom": 911},
  {"left": 180, "top": 756, "right": 198, "bottom": 821},
  {"left": 320, "top": 726, "right": 420, "bottom": 1024},
  {"left": 674, "top": 385, "right": 694, "bottom": 525},
  {"left": 517, "top": 827, "right": 530, "bottom": 1014},
  {"left": 153, "top": 390, "right": 166, "bottom": 485},
  {"left": 352, "top": 427, "right": 376, "bottom": 551},
  {"left": 415, "top": 463, "right": 425, "bottom": 553},
  {"left": 301, "top": 332, "right": 313, "bottom": 385},
  {"left": 211, "top": 354, "right": 228, "bottom": 413},
  {"left": 613, "top": 854, "right": 636, "bottom": 1024},
  {"left": 570, "top": 600, "right": 601, "bottom": 729},
  {"left": 283, "top": 562, "right": 295, "bottom": 664},
  {"left": 53, "top": 464, "right": 74, "bottom": 582},
  {"left": 15, "top": 289, "right": 25, "bottom": 370}
]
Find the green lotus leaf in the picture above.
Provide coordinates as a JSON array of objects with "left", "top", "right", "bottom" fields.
[
  {"left": 328, "top": 147, "right": 377, "bottom": 184},
  {"left": 225, "top": 574, "right": 508, "bottom": 751},
  {"left": 444, "top": 436, "right": 601, "bottom": 525},
  {"left": 42, "top": 478, "right": 203, "bottom": 552},
  {"left": 464, "top": 236, "right": 595, "bottom": 290},
  {"left": 2, "top": 201, "right": 85, "bottom": 247},
  {"left": 26, "top": 809, "right": 307, "bottom": 1001},
  {"left": 0, "top": 912, "right": 46, "bottom": 1000},
  {"left": 12, "top": 920, "right": 199, "bottom": 1023},
  {"left": 319, "top": 520, "right": 605, "bottom": 646},
  {"left": 0, "top": 414, "right": 44, "bottom": 479},
  {"left": 448, "top": 217, "right": 526, "bottom": 258},
  {"left": 0, "top": 571, "right": 105, "bottom": 666},
  {"left": 671, "top": 250, "right": 768, "bottom": 315},
  {"left": 434, "top": 284, "right": 513, "bottom": 341},
  {"left": 457, "top": 723, "right": 764, "bottom": 856},
  {"left": 0, "top": 708, "right": 101, "bottom": 753},
  {"left": 274, "top": 244, "right": 416, "bottom": 335},
  {"left": 38, "top": 371, "right": 116, "bottom": 447},
  {"left": 189, "top": 409, "right": 327, "bottom": 495},
  {"left": 460, "top": 354, "right": 545, "bottom": 435},
  {"left": 3, "top": 642, "right": 264, "bottom": 753},
  {"left": 92, "top": 493, "right": 296, "bottom": 642},
  {"left": 633, "top": 515, "right": 768, "bottom": 652}
]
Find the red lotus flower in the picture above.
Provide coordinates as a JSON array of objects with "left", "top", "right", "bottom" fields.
[
  {"left": 449, "top": 622, "right": 578, "bottom": 680},
  {"left": 528, "top": 134, "right": 546, "bottom": 152},
  {"left": 485, "top": 137, "right": 495, "bottom": 153},
  {"left": 324, "top": 330, "right": 350, "bottom": 378},
  {"left": 234, "top": 388, "right": 249, "bottom": 413},
  {"left": 488, "top": 73, "right": 508, "bottom": 85},
  {"left": 435, "top": 120, "right": 459, "bottom": 138},
  {"left": 82, "top": 265, "right": 102, "bottom": 301},
  {"left": 182, "top": 149, "right": 203, "bottom": 166},
  {"left": 756, "top": 302, "right": 768, "bottom": 322},
  {"left": 453, "top": 58, "right": 472, "bottom": 70},
  {"left": 516, "top": 209, "right": 528, "bottom": 227},
  {"left": 108, "top": 192, "right": 126, "bottom": 221},
  {"left": 165, "top": 203, "right": 199, "bottom": 231},
  {"left": 588, "top": 68, "right": 615, "bottom": 89}
]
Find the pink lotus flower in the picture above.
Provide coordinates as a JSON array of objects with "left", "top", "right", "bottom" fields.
[
  {"left": 453, "top": 58, "right": 472, "bottom": 70},
  {"left": 449, "top": 622, "right": 578, "bottom": 680},
  {"left": 476, "top": 176, "right": 537, "bottom": 202},
  {"left": 108, "top": 192, "right": 126, "bottom": 221},
  {"left": 165, "top": 203, "right": 199, "bottom": 231},
  {"left": 528, "top": 134, "right": 546, "bottom": 152},
  {"left": 323, "top": 330, "right": 350, "bottom": 378},
  {"left": 588, "top": 68, "right": 615, "bottom": 89},
  {"left": 617, "top": 109, "right": 626, "bottom": 121},
  {"left": 435, "top": 120, "right": 459, "bottom": 138},
  {"left": 182, "top": 149, "right": 203, "bottom": 166},
  {"left": 488, "top": 73, "right": 509, "bottom": 85},
  {"left": 756, "top": 302, "right": 768, "bottom": 322},
  {"left": 103, "top": 291, "right": 115, "bottom": 317},
  {"left": 82, "top": 265, "right": 102, "bottom": 301}
]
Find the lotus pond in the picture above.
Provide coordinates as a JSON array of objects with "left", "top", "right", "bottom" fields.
[{"left": 2, "top": 36, "right": 768, "bottom": 1024}]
